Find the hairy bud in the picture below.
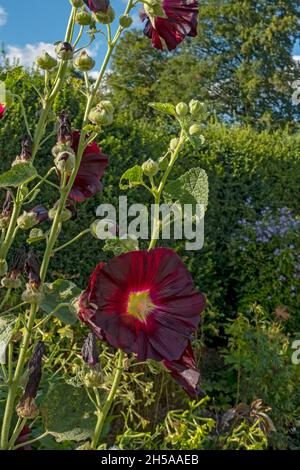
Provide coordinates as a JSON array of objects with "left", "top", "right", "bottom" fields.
[
  {"left": 75, "top": 8, "right": 93, "bottom": 26},
  {"left": 55, "top": 151, "right": 76, "bottom": 175},
  {"left": 93, "top": 5, "right": 115, "bottom": 24},
  {"left": 142, "top": 159, "right": 159, "bottom": 177},
  {"left": 119, "top": 14, "right": 133, "bottom": 28},
  {"left": 17, "top": 206, "right": 48, "bottom": 231},
  {"left": 36, "top": 51, "right": 58, "bottom": 70},
  {"left": 74, "top": 50, "right": 95, "bottom": 72},
  {"left": 88, "top": 100, "right": 114, "bottom": 126},
  {"left": 176, "top": 102, "right": 189, "bottom": 117},
  {"left": 55, "top": 42, "right": 73, "bottom": 60}
]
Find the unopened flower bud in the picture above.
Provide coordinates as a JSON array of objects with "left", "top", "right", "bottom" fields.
[
  {"left": 70, "top": 0, "right": 83, "bottom": 7},
  {"left": 88, "top": 100, "right": 114, "bottom": 126},
  {"left": 142, "top": 159, "right": 159, "bottom": 177},
  {"left": 17, "top": 206, "right": 48, "bottom": 231},
  {"left": 52, "top": 142, "right": 74, "bottom": 158},
  {"left": 36, "top": 51, "right": 58, "bottom": 70},
  {"left": 90, "top": 218, "right": 117, "bottom": 239},
  {"left": 189, "top": 123, "right": 202, "bottom": 136},
  {"left": 49, "top": 202, "right": 72, "bottom": 223},
  {"left": 55, "top": 151, "right": 76, "bottom": 175},
  {"left": 119, "top": 14, "right": 133, "bottom": 28},
  {"left": 55, "top": 42, "right": 73, "bottom": 61},
  {"left": 74, "top": 50, "right": 95, "bottom": 72},
  {"left": 189, "top": 99, "right": 203, "bottom": 116},
  {"left": 16, "top": 398, "right": 39, "bottom": 419},
  {"left": 75, "top": 7, "right": 93, "bottom": 25},
  {"left": 0, "top": 258, "right": 8, "bottom": 276},
  {"left": 93, "top": 5, "right": 115, "bottom": 24},
  {"left": 170, "top": 137, "right": 179, "bottom": 151},
  {"left": 176, "top": 102, "right": 189, "bottom": 117}
]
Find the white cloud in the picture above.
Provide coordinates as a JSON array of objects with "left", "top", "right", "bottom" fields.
[
  {"left": 6, "top": 42, "right": 56, "bottom": 67},
  {"left": 293, "top": 55, "right": 300, "bottom": 63},
  {"left": 0, "top": 5, "right": 7, "bottom": 26}
]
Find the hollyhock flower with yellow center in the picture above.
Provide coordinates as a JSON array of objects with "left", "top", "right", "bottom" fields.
[
  {"left": 141, "top": 0, "right": 199, "bottom": 51},
  {"left": 78, "top": 248, "right": 206, "bottom": 395}
]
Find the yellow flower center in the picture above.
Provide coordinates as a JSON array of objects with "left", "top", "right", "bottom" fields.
[{"left": 127, "top": 290, "right": 154, "bottom": 322}]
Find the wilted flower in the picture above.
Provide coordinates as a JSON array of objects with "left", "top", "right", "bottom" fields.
[
  {"left": 0, "top": 191, "right": 13, "bottom": 229},
  {"left": 68, "top": 131, "right": 108, "bottom": 202},
  {"left": 84, "top": 0, "right": 110, "bottom": 13},
  {"left": 17, "top": 205, "right": 48, "bottom": 230},
  {"left": 13, "top": 136, "right": 32, "bottom": 164},
  {"left": 141, "top": 0, "right": 199, "bottom": 51},
  {"left": 163, "top": 341, "right": 201, "bottom": 398},
  {"left": 1, "top": 250, "right": 26, "bottom": 289},
  {"left": 78, "top": 248, "right": 206, "bottom": 363},
  {"left": 24, "top": 251, "right": 41, "bottom": 288}
]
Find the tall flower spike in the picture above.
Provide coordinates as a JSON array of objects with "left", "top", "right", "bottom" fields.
[
  {"left": 79, "top": 248, "right": 206, "bottom": 362},
  {"left": 141, "top": 0, "right": 199, "bottom": 51}
]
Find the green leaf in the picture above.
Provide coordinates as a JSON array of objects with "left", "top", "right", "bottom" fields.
[
  {"left": 149, "top": 102, "right": 176, "bottom": 116},
  {"left": 103, "top": 236, "right": 139, "bottom": 256},
  {"left": 0, "top": 163, "right": 37, "bottom": 188},
  {"left": 0, "top": 315, "right": 16, "bottom": 364},
  {"left": 40, "top": 382, "right": 96, "bottom": 442},
  {"left": 164, "top": 167, "right": 209, "bottom": 210},
  {"left": 119, "top": 165, "right": 144, "bottom": 190},
  {"left": 40, "top": 279, "right": 81, "bottom": 325}
]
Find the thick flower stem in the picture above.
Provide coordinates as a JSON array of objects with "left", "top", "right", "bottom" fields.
[
  {"left": 0, "top": 303, "right": 37, "bottom": 449},
  {"left": 91, "top": 350, "right": 125, "bottom": 450}
]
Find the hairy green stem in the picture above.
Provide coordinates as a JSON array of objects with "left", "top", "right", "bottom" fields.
[{"left": 91, "top": 350, "right": 124, "bottom": 449}]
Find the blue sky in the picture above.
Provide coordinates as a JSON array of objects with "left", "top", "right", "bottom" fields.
[{"left": 0, "top": 0, "right": 299, "bottom": 69}]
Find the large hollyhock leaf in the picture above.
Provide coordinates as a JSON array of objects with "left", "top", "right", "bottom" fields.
[
  {"left": 0, "top": 163, "right": 37, "bottom": 188},
  {"left": 164, "top": 167, "right": 209, "bottom": 211},
  {"left": 40, "top": 279, "right": 81, "bottom": 325}
]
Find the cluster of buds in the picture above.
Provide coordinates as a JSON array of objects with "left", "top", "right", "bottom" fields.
[
  {"left": 1, "top": 250, "right": 26, "bottom": 289},
  {"left": 13, "top": 136, "right": 33, "bottom": 165},
  {"left": 16, "top": 341, "right": 46, "bottom": 419},
  {"left": 22, "top": 251, "right": 44, "bottom": 304},
  {"left": 88, "top": 100, "right": 114, "bottom": 126},
  {"left": 17, "top": 205, "right": 48, "bottom": 231},
  {"left": 81, "top": 333, "right": 103, "bottom": 387},
  {"left": 175, "top": 99, "right": 206, "bottom": 143}
]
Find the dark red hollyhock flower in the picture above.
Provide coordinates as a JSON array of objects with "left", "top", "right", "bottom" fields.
[
  {"left": 0, "top": 103, "right": 6, "bottom": 119},
  {"left": 70, "top": 131, "right": 108, "bottom": 202},
  {"left": 163, "top": 342, "right": 200, "bottom": 398},
  {"left": 83, "top": 0, "right": 110, "bottom": 13},
  {"left": 79, "top": 248, "right": 206, "bottom": 362},
  {"left": 141, "top": 0, "right": 199, "bottom": 51}
]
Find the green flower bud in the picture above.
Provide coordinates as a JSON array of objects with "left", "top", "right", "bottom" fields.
[
  {"left": 36, "top": 51, "right": 58, "bottom": 70},
  {"left": 88, "top": 100, "right": 114, "bottom": 126},
  {"left": 74, "top": 50, "right": 95, "bottom": 72},
  {"left": 158, "top": 155, "right": 169, "bottom": 171},
  {"left": 0, "top": 259, "right": 8, "bottom": 276},
  {"left": 55, "top": 151, "right": 76, "bottom": 175},
  {"left": 22, "top": 285, "right": 44, "bottom": 304},
  {"left": 176, "top": 102, "right": 189, "bottom": 117},
  {"left": 1, "top": 276, "right": 22, "bottom": 289},
  {"left": 49, "top": 203, "right": 72, "bottom": 223},
  {"left": 70, "top": 0, "right": 83, "bottom": 7},
  {"left": 170, "top": 137, "right": 179, "bottom": 151},
  {"left": 142, "top": 159, "right": 159, "bottom": 177},
  {"left": 93, "top": 6, "right": 115, "bottom": 24},
  {"left": 17, "top": 211, "right": 39, "bottom": 231},
  {"left": 55, "top": 42, "right": 73, "bottom": 61},
  {"left": 119, "top": 14, "right": 133, "bottom": 28},
  {"left": 189, "top": 123, "right": 202, "bottom": 136},
  {"left": 75, "top": 8, "right": 93, "bottom": 26},
  {"left": 189, "top": 99, "right": 203, "bottom": 116}
]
